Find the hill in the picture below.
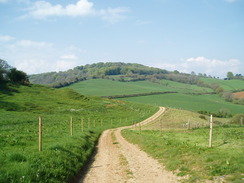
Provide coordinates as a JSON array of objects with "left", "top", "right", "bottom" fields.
[
  {"left": 200, "top": 78, "right": 244, "bottom": 91},
  {"left": 66, "top": 79, "right": 244, "bottom": 115},
  {"left": 29, "top": 62, "right": 199, "bottom": 88},
  {"left": 66, "top": 79, "right": 213, "bottom": 97},
  {"left": 0, "top": 82, "right": 157, "bottom": 182}
]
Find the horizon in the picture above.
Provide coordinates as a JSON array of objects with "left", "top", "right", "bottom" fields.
[{"left": 1, "top": 0, "right": 244, "bottom": 78}]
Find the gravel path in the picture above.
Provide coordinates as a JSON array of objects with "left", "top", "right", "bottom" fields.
[{"left": 81, "top": 107, "right": 179, "bottom": 183}]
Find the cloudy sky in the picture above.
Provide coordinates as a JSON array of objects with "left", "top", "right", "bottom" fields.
[{"left": 0, "top": 0, "right": 243, "bottom": 78}]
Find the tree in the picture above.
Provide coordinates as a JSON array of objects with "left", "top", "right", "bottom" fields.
[
  {"left": 0, "top": 59, "right": 12, "bottom": 82},
  {"left": 227, "top": 72, "right": 234, "bottom": 79},
  {"left": 7, "top": 68, "right": 29, "bottom": 84}
]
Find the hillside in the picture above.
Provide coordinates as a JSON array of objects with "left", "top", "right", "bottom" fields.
[
  {"left": 200, "top": 78, "right": 244, "bottom": 91},
  {"left": 29, "top": 62, "right": 199, "bottom": 88},
  {"left": 66, "top": 79, "right": 213, "bottom": 97},
  {"left": 66, "top": 79, "right": 244, "bottom": 115},
  {"left": 0, "top": 82, "right": 157, "bottom": 182}
]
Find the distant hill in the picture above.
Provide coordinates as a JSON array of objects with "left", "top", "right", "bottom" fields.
[{"left": 29, "top": 62, "right": 200, "bottom": 88}]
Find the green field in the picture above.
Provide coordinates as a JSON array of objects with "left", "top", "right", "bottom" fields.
[
  {"left": 119, "top": 93, "right": 244, "bottom": 115},
  {"left": 122, "top": 108, "right": 244, "bottom": 182},
  {"left": 201, "top": 78, "right": 244, "bottom": 91},
  {"left": 0, "top": 83, "right": 157, "bottom": 182},
  {"left": 67, "top": 79, "right": 212, "bottom": 96},
  {"left": 66, "top": 79, "right": 244, "bottom": 115}
]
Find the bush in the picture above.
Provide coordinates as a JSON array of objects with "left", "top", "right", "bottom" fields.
[
  {"left": 199, "top": 115, "right": 206, "bottom": 120},
  {"left": 230, "top": 113, "right": 244, "bottom": 124}
]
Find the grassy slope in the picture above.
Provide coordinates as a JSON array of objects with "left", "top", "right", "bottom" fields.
[
  {"left": 0, "top": 83, "right": 158, "bottom": 183},
  {"left": 120, "top": 93, "right": 244, "bottom": 115},
  {"left": 66, "top": 79, "right": 212, "bottom": 96},
  {"left": 66, "top": 78, "right": 243, "bottom": 115},
  {"left": 122, "top": 108, "right": 244, "bottom": 182},
  {"left": 201, "top": 78, "right": 244, "bottom": 91}
]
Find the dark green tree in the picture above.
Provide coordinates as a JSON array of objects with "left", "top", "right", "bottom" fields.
[
  {"left": 7, "top": 68, "right": 29, "bottom": 84},
  {"left": 227, "top": 72, "right": 234, "bottom": 79}
]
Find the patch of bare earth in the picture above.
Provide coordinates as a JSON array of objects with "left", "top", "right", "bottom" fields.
[
  {"left": 81, "top": 107, "right": 180, "bottom": 183},
  {"left": 232, "top": 91, "right": 244, "bottom": 99}
]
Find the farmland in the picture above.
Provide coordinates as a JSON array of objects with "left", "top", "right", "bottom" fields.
[
  {"left": 66, "top": 79, "right": 244, "bottom": 115},
  {"left": 0, "top": 83, "right": 157, "bottom": 182},
  {"left": 201, "top": 78, "right": 244, "bottom": 91},
  {"left": 66, "top": 79, "right": 213, "bottom": 97},
  {"left": 120, "top": 93, "right": 244, "bottom": 115},
  {"left": 122, "top": 108, "right": 244, "bottom": 182}
]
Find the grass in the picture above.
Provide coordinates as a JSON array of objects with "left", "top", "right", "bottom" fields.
[
  {"left": 201, "top": 78, "right": 244, "bottom": 91},
  {"left": 0, "top": 82, "right": 158, "bottom": 182},
  {"left": 142, "top": 108, "right": 229, "bottom": 130},
  {"left": 122, "top": 108, "right": 244, "bottom": 182},
  {"left": 66, "top": 79, "right": 213, "bottom": 97},
  {"left": 66, "top": 79, "right": 243, "bottom": 116},
  {"left": 119, "top": 93, "right": 244, "bottom": 115}
]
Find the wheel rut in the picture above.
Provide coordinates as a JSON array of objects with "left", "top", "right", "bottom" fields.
[{"left": 81, "top": 107, "right": 179, "bottom": 183}]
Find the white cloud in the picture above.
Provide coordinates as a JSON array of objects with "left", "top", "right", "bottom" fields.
[
  {"left": 26, "top": 0, "right": 94, "bottom": 18},
  {"left": 136, "top": 20, "right": 152, "bottom": 25},
  {"left": 60, "top": 54, "right": 78, "bottom": 60},
  {"left": 23, "top": 0, "right": 129, "bottom": 23},
  {"left": 0, "top": 37, "right": 86, "bottom": 74},
  {"left": 0, "top": 35, "right": 15, "bottom": 42},
  {"left": 12, "top": 40, "right": 52, "bottom": 48},
  {"left": 100, "top": 7, "right": 129, "bottom": 23},
  {"left": 154, "top": 56, "right": 243, "bottom": 78},
  {"left": 15, "top": 59, "right": 79, "bottom": 74}
]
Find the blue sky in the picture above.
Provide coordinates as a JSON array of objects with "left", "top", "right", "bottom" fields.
[{"left": 0, "top": 0, "right": 243, "bottom": 78}]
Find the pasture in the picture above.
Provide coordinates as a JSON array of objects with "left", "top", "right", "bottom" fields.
[
  {"left": 66, "top": 79, "right": 213, "bottom": 97},
  {"left": 201, "top": 78, "right": 244, "bottom": 91},
  {"left": 119, "top": 93, "right": 244, "bottom": 115},
  {"left": 122, "top": 108, "right": 244, "bottom": 182},
  {"left": 0, "top": 83, "right": 157, "bottom": 182}
]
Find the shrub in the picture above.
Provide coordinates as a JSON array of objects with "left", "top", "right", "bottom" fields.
[
  {"left": 199, "top": 115, "right": 206, "bottom": 120},
  {"left": 230, "top": 113, "right": 244, "bottom": 124}
]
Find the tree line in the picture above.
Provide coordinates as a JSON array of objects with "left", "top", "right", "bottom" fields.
[
  {"left": 0, "top": 59, "right": 29, "bottom": 85},
  {"left": 29, "top": 62, "right": 202, "bottom": 88}
]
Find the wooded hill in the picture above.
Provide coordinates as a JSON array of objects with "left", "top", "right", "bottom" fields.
[{"left": 29, "top": 62, "right": 200, "bottom": 88}]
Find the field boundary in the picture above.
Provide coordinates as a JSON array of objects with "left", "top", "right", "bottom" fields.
[
  {"left": 101, "top": 91, "right": 216, "bottom": 99},
  {"left": 101, "top": 91, "right": 177, "bottom": 99}
]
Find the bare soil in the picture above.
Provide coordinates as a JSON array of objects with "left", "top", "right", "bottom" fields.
[
  {"left": 80, "top": 107, "right": 180, "bottom": 183},
  {"left": 232, "top": 91, "right": 244, "bottom": 99}
]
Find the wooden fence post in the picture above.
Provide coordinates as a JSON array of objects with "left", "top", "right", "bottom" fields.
[
  {"left": 160, "top": 119, "right": 163, "bottom": 136},
  {"left": 70, "top": 117, "right": 73, "bottom": 136},
  {"left": 139, "top": 122, "right": 141, "bottom": 134},
  {"left": 187, "top": 120, "right": 190, "bottom": 130},
  {"left": 39, "top": 116, "right": 42, "bottom": 152},
  {"left": 209, "top": 115, "right": 213, "bottom": 148}
]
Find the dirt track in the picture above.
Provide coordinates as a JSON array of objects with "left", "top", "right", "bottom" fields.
[{"left": 81, "top": 107, "right": 179, "bottom": 183}]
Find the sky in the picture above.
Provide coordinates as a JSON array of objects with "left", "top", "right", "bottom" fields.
[{"left": 0, "top": 0, "right": 244, "bottom": 78}]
